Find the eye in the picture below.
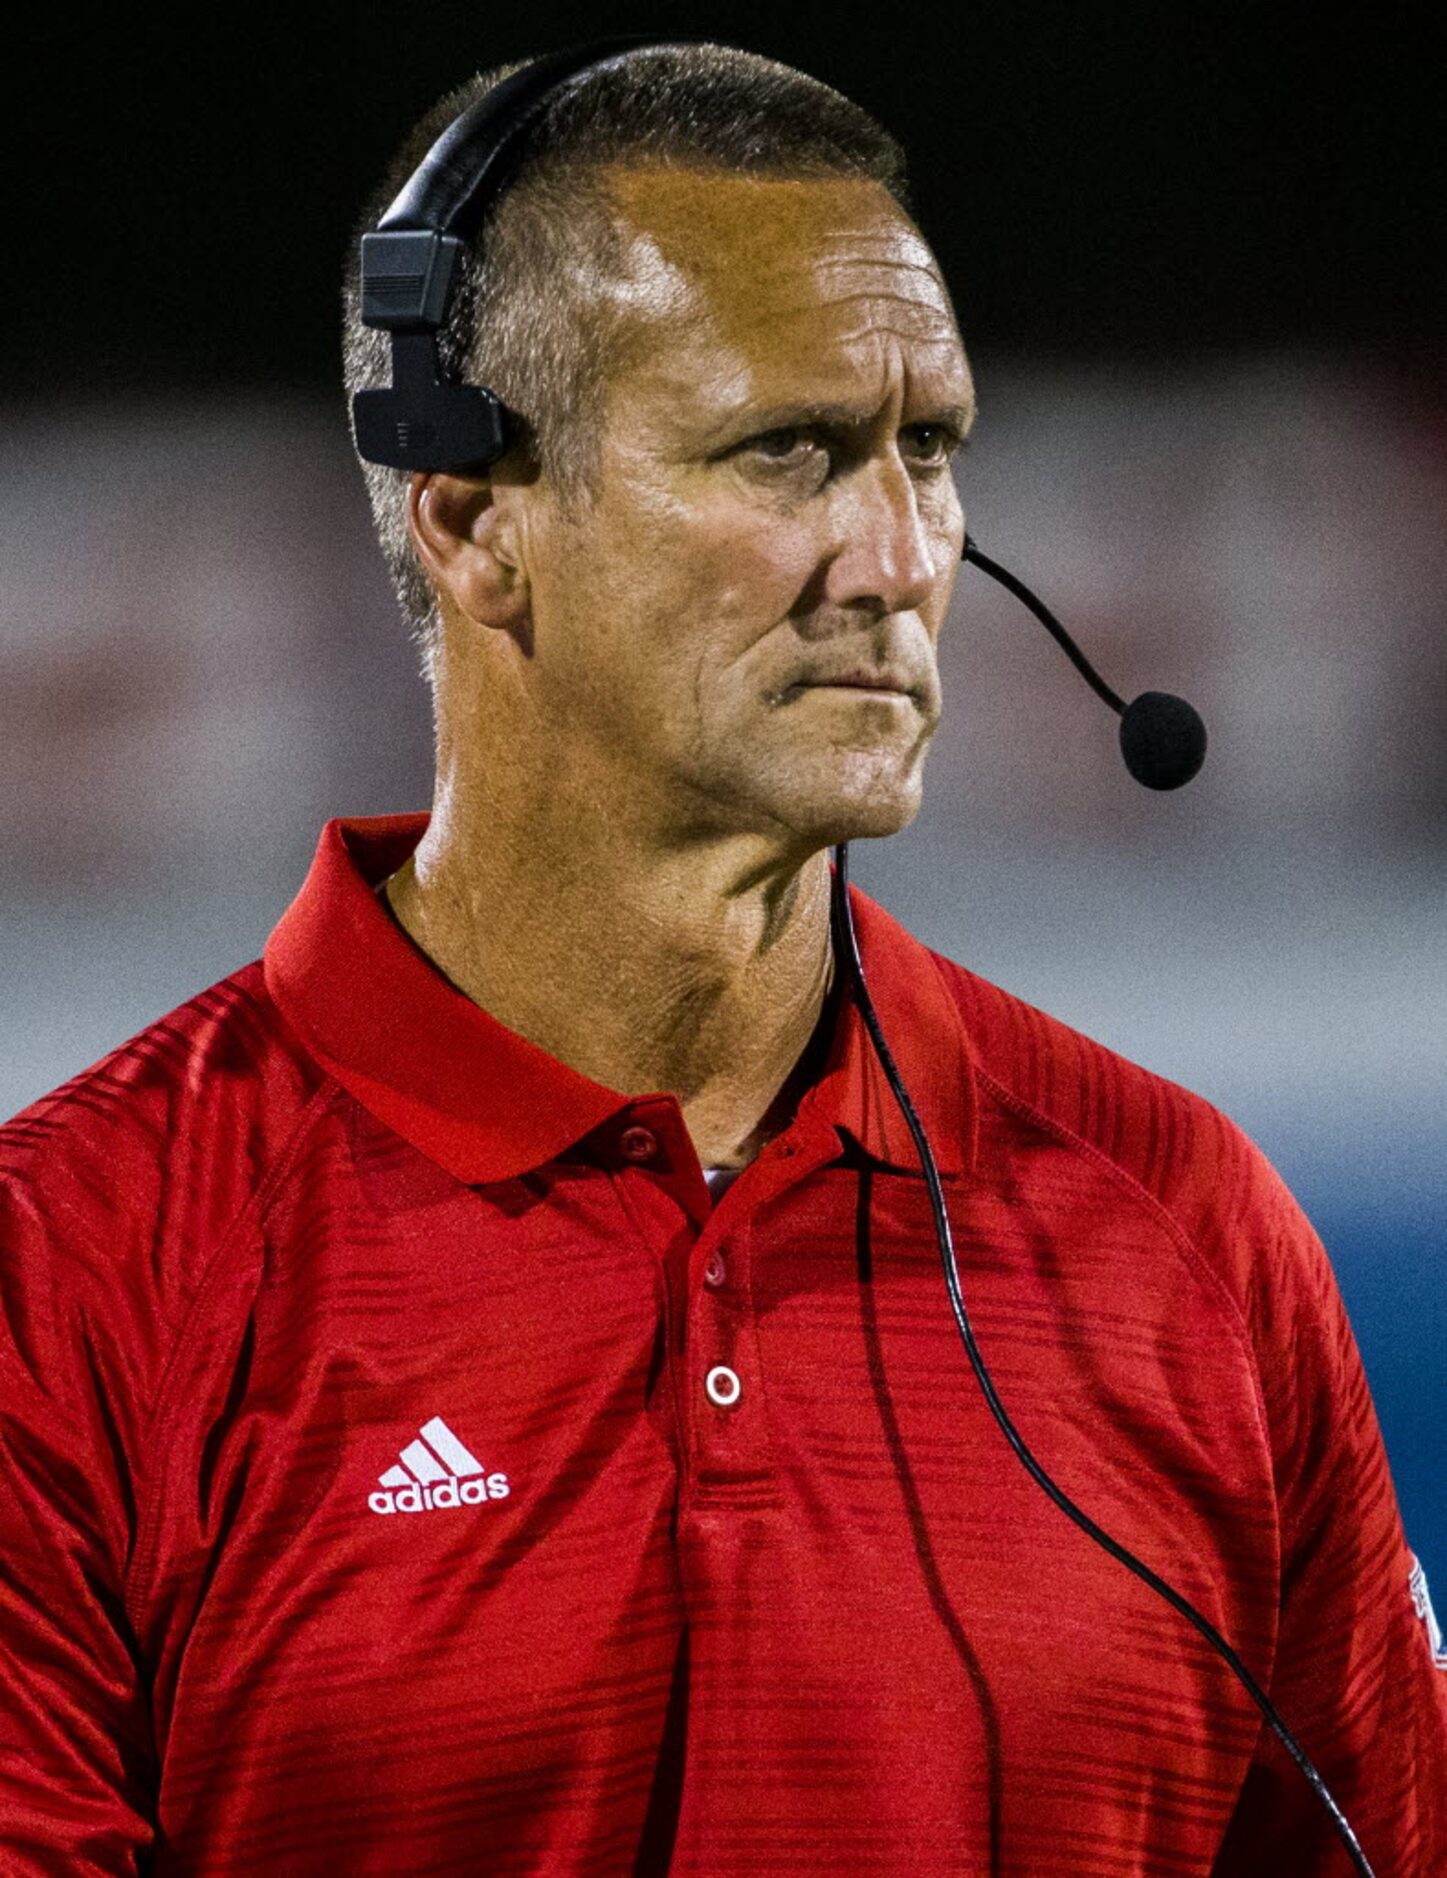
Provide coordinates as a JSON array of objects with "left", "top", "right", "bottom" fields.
[
  {"left": 900, "top": 422, "right": 963, "bottom": 467},
  {"left": 742, "top": 427, "right": 823, "bottom": 465}
]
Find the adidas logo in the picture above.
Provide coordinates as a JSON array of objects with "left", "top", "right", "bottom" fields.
[{"left": 368, "top": 1415, "right": 511, "bottom": 1516}]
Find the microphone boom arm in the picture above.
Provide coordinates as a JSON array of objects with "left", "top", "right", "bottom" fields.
[{"left": 963, "top": 535, "right": 1124, "bottom": 713}]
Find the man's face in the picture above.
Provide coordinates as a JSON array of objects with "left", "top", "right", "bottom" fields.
[{"left": 515, "top": 165, "right": 974, "bottom": 853}]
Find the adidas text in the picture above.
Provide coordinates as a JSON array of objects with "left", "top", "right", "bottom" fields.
[{"left": 369, "top": 1474, "right": 510, "bottom": 1515}]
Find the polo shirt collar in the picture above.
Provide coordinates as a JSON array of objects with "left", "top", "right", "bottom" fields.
[{"left": 263, "top": 813, "right": 976, "bottom": 1186}]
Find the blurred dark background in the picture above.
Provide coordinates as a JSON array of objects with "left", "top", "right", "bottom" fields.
[
  {"left": 5, "top": 4, "right": 1443, "bottom": 384},
  {"left": 4, "top": 6, "right": 1444, "bottom": 1575}
]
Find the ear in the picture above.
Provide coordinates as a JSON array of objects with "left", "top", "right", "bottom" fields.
[{"left": 405, "top": 471, "right": 529, "bottom": 631}]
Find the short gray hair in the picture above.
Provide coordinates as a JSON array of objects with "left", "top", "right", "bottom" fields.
[{"left": 342, "top": 44, "right": 911, "bottom": 690}]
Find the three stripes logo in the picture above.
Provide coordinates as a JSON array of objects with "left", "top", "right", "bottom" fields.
[{"left": 368, "top": 1415, "right": 511, "bottom": 1516}]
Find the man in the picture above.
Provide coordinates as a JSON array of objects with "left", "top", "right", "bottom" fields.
[{"left": 1, "top": 42, "right": 1442, "bottom": 1877}]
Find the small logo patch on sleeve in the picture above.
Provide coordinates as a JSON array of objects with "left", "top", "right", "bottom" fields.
[{"left": 1408, "top": 1552, "right": 1447, "bottom": 1669}]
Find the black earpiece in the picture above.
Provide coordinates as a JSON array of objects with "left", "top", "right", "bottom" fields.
[{"left": 353, "top": 39, "right": 663, "bottom": 476}]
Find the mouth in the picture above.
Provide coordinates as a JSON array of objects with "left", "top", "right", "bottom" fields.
[
  {"left": 793, "top": 669, "right": 919, "bottom": 700},
  {"left": 810, "top": 683, "right": 911, "bottom": 695}
]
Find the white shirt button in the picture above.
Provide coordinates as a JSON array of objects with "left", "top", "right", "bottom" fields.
[
  {"left": 705, "top": 1364, "right": 741, "bottom": 1408},
  {"left": 703, "top": 1251, "right": 727, "bottom": 1288}
]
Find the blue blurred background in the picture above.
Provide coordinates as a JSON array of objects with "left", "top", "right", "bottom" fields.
[{"left": 4, "top": 8, "right": 1442, "bottom": 1578}]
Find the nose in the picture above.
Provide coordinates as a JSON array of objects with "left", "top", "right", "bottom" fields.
[{"left": 820, "top": 451, "right": 940, "bottom": 617}]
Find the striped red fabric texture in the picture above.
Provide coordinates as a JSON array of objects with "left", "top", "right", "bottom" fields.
[{"left": 1, "top": 811, "right": 1442, "bottom": 1875}]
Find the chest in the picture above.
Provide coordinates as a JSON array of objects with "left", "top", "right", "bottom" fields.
[{"left": 137, "top": 1154, "right": 1276, "bottom": 1873}]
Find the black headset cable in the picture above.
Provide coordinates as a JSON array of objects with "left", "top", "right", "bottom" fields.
[{"left": 829, "top": 840, "right": 1376, "bottom": 1878}]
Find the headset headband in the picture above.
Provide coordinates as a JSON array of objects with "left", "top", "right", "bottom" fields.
[{"left": 352, "top": 38, "right": 679, "bottom": 474}]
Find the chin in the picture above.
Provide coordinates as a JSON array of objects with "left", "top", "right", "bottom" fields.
[
  {"left": 772, "top": 771, "right": 926, "bottom": 850},
  {"left": 689, "top": 735, "right": 932, "bottom": 851}
]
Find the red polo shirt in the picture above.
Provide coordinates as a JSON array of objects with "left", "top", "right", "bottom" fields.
[{"left": 1, "top": 811, "right": 1442, "bottom": 1876}]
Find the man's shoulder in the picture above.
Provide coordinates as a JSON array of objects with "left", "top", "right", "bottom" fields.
[
  {"left": 4, "top": 955, "right": 324, "bottom": 1149},
  {"left": 0, "top": 958, "right": 332, "bottom": 1303},
  {"left": 928, "top": 948, "right": 1313, "bottom": 1315}
]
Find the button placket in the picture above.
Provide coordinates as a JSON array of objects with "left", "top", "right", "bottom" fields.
[{"left": 681, "top": 1212, "right": 782, "bottom": 1505}]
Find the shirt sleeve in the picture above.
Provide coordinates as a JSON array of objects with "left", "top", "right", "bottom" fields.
[
  {"left": 1209, "top": 1158, "right": 1447, "bottom": 1876},
  {"left": 0, "top": 1175, "right": 159, "bottom": 1873}
]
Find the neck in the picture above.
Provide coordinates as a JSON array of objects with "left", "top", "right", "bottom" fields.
[{"left": 381, "top": 789, "right": 838, "bottom": 1171}]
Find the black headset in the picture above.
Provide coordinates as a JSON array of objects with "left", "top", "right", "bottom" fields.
[{"left": 353, "top": 40, "right": 1372, "bottom": 1876}]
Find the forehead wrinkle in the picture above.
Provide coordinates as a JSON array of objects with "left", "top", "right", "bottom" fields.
[
  {"left": 832, "top": 324, "right": 964, "bottom": 351},
  {"left": 608, "top": 283, "right": 963, "bottom": 409},
  {"left": 727, "top": 255, "right": 960, "bottom": 353},
  {"left": 722, "top": 297, "right": 964, "bottom": 357},
  {"left": 753, "top": 257, "right": 954, "bottom": 304},
  {"left": 756, "top": 289, "right": 958, "bottom": 322},
  {"left": 816, "top": 238, "right": 935, "bottom": 255},
  {"left": 781, "top": 251, "right": 946, "bottom": 277}
]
